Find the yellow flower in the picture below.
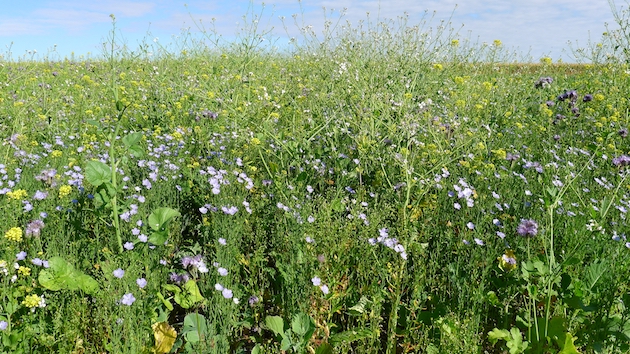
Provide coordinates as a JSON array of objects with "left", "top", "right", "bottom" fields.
[
  {"left": 51, "top": 150, "right": 63, "bottom": 158},
  {"left": 22, "top": 294, "right": 41, "bottom": 308},
  {"left": 433, "top": 63, "right": 443, "bottom": 70},
  {"left": 18, "top": 266, "right": 31, "bottom": 277},
  {"left": 5, "top": 227, "right": 23, "bottom": 242},
  {"left": 493, "top": 39, "right": 502, "bottom": 47},
  {"left": 7, "top": 189, "right": 28, "bottom": 200},
  {"left": 451, "top": 39, "right": 459, "bottom": 46},
  {"left": 59, "top": 185, "right": 72, "bottom": 198}
]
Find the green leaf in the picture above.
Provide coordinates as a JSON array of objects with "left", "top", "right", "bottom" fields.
[
  {"left": 265, "top": 316, "right": 285, "bottom": 337},
  {"left": 174, "top": 280, "right": 204, "bottom": 309},
  {"left": 315, "top": 342, "right": 333, "bottom": 354},
  {"left": 331, "top": 198, "right": 344, "bottom": 212},
  {"left": 122, "top": 132, "right": 143, "bottom": 148},
  {"left": 488, "top": 328, "right": 510, "bottom": 345},
  {"left": 38, "top": 257, "right": 98, "bottom": 294},
  {"left": 148, "top": 207, "right": 181, "bottom": 231},
  {"left": 156, "top": 291, "right": 174, "bottom": 311},
  {"left": 585, "top": 260, "right": 606, "bottom": 292},
  {"left": 85, "top": 161, "right": 111, "bottom": 187},
  {"left": 329, "top": 328, "right": 373, "bottom": 345},
  {"left": 149, "top": 231, "right": 169, "bottom": 245},
  {"left": 291, "top": 313, "right": 315, "bottom": 343},
  {"left": 182, "top": 313, "right": 208, "bottom": 343},
  {"left": 348, "top": 296, "right": 370, "bottom": 315},
  {"left": 251, "top": 344, "right": 262, "bottom": 354},
  {"left": 128, "top": 145, "right": 144, "bottom": 158}
]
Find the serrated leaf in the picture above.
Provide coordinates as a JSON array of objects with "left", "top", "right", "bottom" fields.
[
  {"left": 585, "top": 260, "right": 606, "bottom": 292},
  {"left": 265, "top": 316, "right": 285, "bottom": 337},
  {"left": 348, "top": 296, "right": 370, "bottom": 315},
  {"left": 152, "top": 322, "right": 177, "bottom": 354},
  {"left": 85, "top": 161, "right": 111, "bottom": 187}
]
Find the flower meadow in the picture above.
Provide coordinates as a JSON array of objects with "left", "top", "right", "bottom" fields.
[{"left": 1, "top": 11, "right": 630, "bottom": 354}]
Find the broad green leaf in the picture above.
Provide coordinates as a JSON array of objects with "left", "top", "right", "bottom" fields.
[
  {"left": 148, "top": 207, "right": 181, "bottom": 231},
  {"left": 280, "top": 333, "right": 292, "bottom": 351},
  {"left": 173, "top": 280, "right": 204, "bottom": 309},
  {"left": 265, "top": 316, "right": 285, "bottom": 337},
  {"left": 149, "top": 230, "right": 169, "bottom": 245},
  {"left": 488, "top": 328, "right": 510, "bottom": 345},
  {"left": 291, "top": 312, "right": 315, "bottom": 343},
  {"left": 315, "top": 342, "right": 333, "bottom": 354},
  {"left": 183, "top": 313, "right": 208, "bottom": 343},
  {"left": 85, "top": 161, "right": 111, "bottom": 187},
  {"left": 122, "top": 132, "right": 143, "bottom": 148},
  {"left": 38, "top": 257, "right": 98, "bottom": 294},
  {"left": 152, "top": 322, "right": 177, "bottom": 354},
  {"left": 251, "top": 344, "right": 262, "bottom": 354},
  {"left": 128, "top": 145, "right": 144, "bottom": 158},
  {"left": 156, "top": 291, "right": 174, "bottom": 311}
]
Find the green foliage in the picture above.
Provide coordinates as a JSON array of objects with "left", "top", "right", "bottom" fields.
[{"left": 38, "top": 257, "right": 99, "bottom": 294}]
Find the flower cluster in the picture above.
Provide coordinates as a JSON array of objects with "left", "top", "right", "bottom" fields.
[
  {"left": 368, "top": 228, "right": 407, "bottom": 260},
  {"left": 4, "top": 227, "right": 23, "bottom": 242}
]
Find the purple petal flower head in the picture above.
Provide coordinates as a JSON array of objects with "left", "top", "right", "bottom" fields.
[
  {"left": 619, "top": 128, "right": 628, "bottom": 138},
  {"left": 222, "top": 288, "right": 233, "bottom": 299},
  {"left": 534, "top": 76, "right": 553, "bottom": 88},
  {"left": 248, "top": 295, "right": 259, "bottom": 306},
  {"left": 612, "top": 155, "right": 630, "bottom": 167},
  {"left": 25, "top": 220, "right": 45, "bottom": 237},
  {"left": 120, "top": 293, "right": 136, "bottom": 306},
  {"left": 136, "top": 278, "right": 147, "bottom": 289},
  {"left": 583, "top": 94, "right": 593, "bottom": 102},
  {"left": 0, "top": 320, "right": 7, "bottom": 330},
  {"left": 517, "top": 219, "right": 538, "bottom": 237},
  {"left": 113, "top": 268, "right": 125, "bottom": 279},
  {"left": 124, "top": 242, "right": 134, "bottom": 250}
]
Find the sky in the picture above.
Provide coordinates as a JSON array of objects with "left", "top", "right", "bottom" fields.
[{"left": 0, "top": 0, "right": 623, "bottom": 62}]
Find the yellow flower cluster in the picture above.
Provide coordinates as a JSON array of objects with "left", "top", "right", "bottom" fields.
[
  {"left": 18, "top": 266, "right": 31, "bottom": 277},
  {"left": 5, "top": 227, "right": 23, "bottom": 242},
  {"left": 59, "top": 185, "right": 72, "bottom": 198},
  {"left": 7, "top": 189, "right": 28, "bottom": 200},
  {"left": 22, "top": 294, "right": 41, "bottom": 308}
]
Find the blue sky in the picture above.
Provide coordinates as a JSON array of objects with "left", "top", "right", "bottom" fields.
[{"left": 0, "top": 0, "right": 620, "bottom": 62}]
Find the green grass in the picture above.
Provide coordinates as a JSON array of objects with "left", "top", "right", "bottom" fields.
[{"left": 0, "top": 9, "right": 630, "bottom": 354}]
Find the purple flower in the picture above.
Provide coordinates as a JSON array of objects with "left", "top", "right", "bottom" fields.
[
  {"left": 124, "top": 242, "right": 134, "bottom": 250},
  {"left": 120, "top": 293, "right": 136, "bottom": 306},
  {"left": 0, "top": 321, "right": 7, "bottom": 331},
  {"left": 311, "top": 277, "right": 321, "bottom": 286},
  {"left": 517, "top": 219, "right": 538, "bottom": 237},
  {"left": 113, "top": 268, "right": 125, "bottom": 279},
  {"left": 583, "top": 94, "right": 593, "bottom": 102},
  {"left": 619, "top": 128, "right": 628, "bottom": 138},
  {"left": 16, "top": 251, "right": 27, "bottom": 261},
  {"left": 612, "top": 155, "right": 630, "bottom": 167},
  {"left": 248, "top": 295, "right": 259, "bottom": 306},
  {"left": 136, "top": 278, "right": 147, "bottom": 289},
  {"left": 222, "top": 288, "right": 233, "bottom": 299}
]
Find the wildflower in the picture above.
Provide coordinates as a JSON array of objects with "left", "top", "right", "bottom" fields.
[
  {"left": 4, "top": 227, "right": 23, "bottom": 242},
  {"left": 583, "top": 94, "right": 593, "bottom": 102},
  {"left": 120, "top": 293, "right": 136, "bottom": 306},
  {"left": 22, "top": 294, "right": 42, "bottom": 309},
  {"left": 248, "top": 295, "right": 259, "bottom": 306},
  {"left": 498, "top": 250, "right": 517, "bottom": 271},
  {"left": 33, "top": 190, "right": 48, "bottom": 200},
  {"left": 138, "top": 234, "right": 148, "bottom": 243},
  {"left": 535, "top": 77, "right": 553, "bottom": 88},
  {"left": 123, "top": 242, "right": 134, "bottom": 250},
  {"left": 0, "top": 321, "right": 7, "bottom": 330},
  {"left": 25, "top": 220, "right": 45, "bottom": 237},
  {"left": 58, "top": 185, "right": 72, "bottom": 198},
  {"left": 16, "top": 251, "right": 27, "bottom": 261},
  {"left": 222, "top": 288, "right": 233, "bottom": 299},
  {"left": 517, "top": 219, "right": 538, "bottom": 237},
  {"left": 136, "top": 278, "right": 147, "bottom": 289},
  {"left": 218, "top": 238, "right": 227, "bottom": 245},
  {"left": 7, "top": 189, "right": 27, "bottom": 200},
  {"left": 467, "top": 222, "right": 475, "bottom": 230},
  {"left": 474, "top": 238, "right": 484, "bottom": 246},
  {"left": 113, "top": 268, "right": 125, "bottom": 279},
  {"left": 181, "top": 255, "right": 209, "bottom": 273},
  {"left": 217, "top": 267, "right": 228, "bottom": 276},
  {"left": 320, "top": 285, "right": 330, "bottom": 295},
  {"left": 311, "top": 277, "right": 321, "bottom": 286},
  {"left": 18, "top": 266, "right": 31, "bottom": 276},
  {"left": 612, "top": 155, "right": 630, "bottom": 167}
]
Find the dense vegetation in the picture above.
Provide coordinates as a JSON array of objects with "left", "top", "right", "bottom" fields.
[{"left": 1, "top": 8, "right": 630, "bottom": 354}]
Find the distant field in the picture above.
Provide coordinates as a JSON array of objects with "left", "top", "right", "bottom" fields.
[{"left": 0, "top": 29, "right": 629, "bottom": 354}]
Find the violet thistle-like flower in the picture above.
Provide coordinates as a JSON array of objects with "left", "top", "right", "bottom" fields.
[{"left": 517, "top": 219, "right": 538, "bottom": 237}]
